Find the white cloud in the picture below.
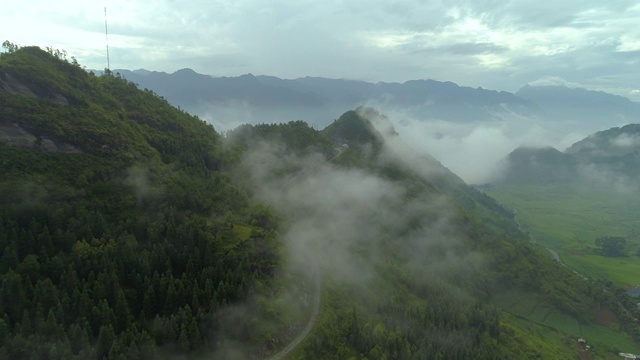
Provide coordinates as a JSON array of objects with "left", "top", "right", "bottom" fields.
[
  {"left": 1, "top": 0, "right": 640, "bottom": 95},
  {"left": 612, "top": 133, "right": 640, "bottom": 147},
  {"left": 381, "top": 106, "right": 604, "bottom": 184},
  {"left": 238, "top": 138, "right": 483, "bottom": 288},
  {"left": 475, "top": 53, "right": 511, "bottom": 68},
  {"left": 617, "top": 36, "right": 640, "bottom": 52},
  {"left": 527, "top": 76, "right": 581, "bottom": 87}
]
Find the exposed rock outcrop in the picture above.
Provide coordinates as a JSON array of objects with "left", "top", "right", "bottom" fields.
[
  {"left": 0, "top": 122, "right": 82, "bottom": 153},
  {"left": 0, "top": 71, "right": 69, "bottom": 105}
]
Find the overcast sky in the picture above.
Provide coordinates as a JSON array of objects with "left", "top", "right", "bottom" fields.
[{"left": 3, "top": 1, "right": 640, "bottom": 100}]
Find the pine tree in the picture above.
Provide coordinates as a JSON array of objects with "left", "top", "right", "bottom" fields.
[
  {"left": 178, "top": 324, "right": 190, "bottom": 352},
  {"left": 1, "top": 269, "right": 26, "bottom": 323},
  {"left": 96, "top": 324, "right": 115, "bottom": 359}
]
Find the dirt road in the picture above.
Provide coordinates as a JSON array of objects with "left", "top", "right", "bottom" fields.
[
  {"left": 548, "top": 248, "right": 562, "bottom": 263},
  {"left": 267, "top": 269, "right": 321, "bottom": 360}
]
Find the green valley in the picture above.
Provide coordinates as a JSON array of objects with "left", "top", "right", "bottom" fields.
[
  {"left": 488, "top": 134, "right": 640, "bottom": 357},
  {"left": 489, "top": 183, "right": 640, "bottom": 285}
]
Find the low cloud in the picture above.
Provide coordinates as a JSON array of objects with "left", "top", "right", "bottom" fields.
[
  {"left": 210, "top": 113, "right": 509, "bottom": 356},
  {"left": 577, "top": 163, "right": 639, "bottom": 193},
  {"left": 199, "top": 101, "right": 259, "bottom": 133},
  {"left": 355, "top": 104, "right": 626, "bottom": 184},
  {"left": 198, "top": 102, "right": 347, "bottom": 133},
  {"left": 240, "top": 142, "right": 400, "bottom": 282},
  {"left": 124, "top": 165, "right": 163, "bottom": 200},
  {"left": 238, "top": 137, "right": 483, "bottom": 286},
  {"left": 611, "top": 132, "right": 640, "bottom": 147},
  {"left": 369, "top": 108, "right": 561, "bottom": 184},
  {"left": 527, "top": 76, "right": 578, "bottom": 87}
]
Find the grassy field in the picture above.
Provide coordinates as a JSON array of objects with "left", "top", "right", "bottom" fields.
[
  {"left": 488, "top": 183, "right": 640, "bottom": 286},
  {"left": 563, "top": 254, "right": 640, "bottom": 286},
  {"left": 498, "top": 312, "right": 579, "bottom": 359},
  {"left": 488, "top": 182, "right": 640, "bottom": 356},
  {"left": 495, "top": 291, "right": 640, "bottom": 356}
]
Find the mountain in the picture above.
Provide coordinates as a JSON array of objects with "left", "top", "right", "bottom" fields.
[
  {"left": 499, "top": 146, "right": 578, "bottom": 183},
  {"left": 0, "top": 45, "right": 630, "bottom": 359},
  {"left": 566, "top": 123, "right": 640, "bottom": 156},
  {"left": 115, "top": 68, "right": 540, "bottom": 129},
  {"left": 516, "top": 84, "right": 640, "bottom": 126},
  {"left": 116, "top": 68, "right": 640, "bottom": 137},
  {"left": 114, "top": 69, "right": 325, "bottom": 108},
  {"left": 227, "top": 108, "right": 602, "bottom": 358},
  {"left": 118, "top": 68, "right": 640, "bottom": 131},
  {"left": 499, "top": 123, "right": 640, "bottom": 184}
]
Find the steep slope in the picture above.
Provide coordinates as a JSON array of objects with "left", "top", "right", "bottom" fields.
[
  {"left": 228, "top": 107, "right": 598, "bottom": 359},
  {"left": 567, "top": 124, "right": 640, "bottom": 156},
  {"left": 499, "top": 146, "right": 578, "bottom": 184},
  {"left": 0, "top": 46, "right": 282, "bottom": 359},
  {"left": 489, "top": 126, "right": 640, "bottom": 353}
]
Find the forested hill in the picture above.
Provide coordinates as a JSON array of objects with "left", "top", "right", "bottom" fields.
[
  {"left": 498, "top": 123, "right": 640, "bottom": 184},
  {"left": 227, "top": 108, "right": 598, "bottom": 359},
  {"left": 0, "top": 46, "right": 281, "bottom": 358},
  {"left": 0, "top": 45, "right": 622, "bottom": 359}
]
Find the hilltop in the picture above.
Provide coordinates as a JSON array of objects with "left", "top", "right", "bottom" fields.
[
  {"left": 499, "top": 123, "right": 640, "bottom": 184},
  {"left": 227, "top": 108, "right": 604, "bottom": 358}
]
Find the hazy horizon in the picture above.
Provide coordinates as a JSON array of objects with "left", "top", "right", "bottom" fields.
[{"left": 3, "top": 1, "right": 640, "bottom": 101}]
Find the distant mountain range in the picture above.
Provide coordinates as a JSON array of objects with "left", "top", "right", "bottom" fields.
[
  {"left": 113, "top": 68, "right": 640, "bottom": 130},
  {"left": 516, "top": 85, "right": 640, "bottom": 125},
  {"left": 499, "top": 124, "right": 640, "bottom": 184}
]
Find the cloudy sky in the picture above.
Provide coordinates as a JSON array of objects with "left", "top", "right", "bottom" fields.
[{"left": 3, "top": 1, "right": 640, "bottom": 99}]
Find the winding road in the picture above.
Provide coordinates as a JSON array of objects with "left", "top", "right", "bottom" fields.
[
  {"left": 265, "top": 149, "right": 344, "bottom": 360},
  {"left": 547, "top": 248, "right": 562, "bottom": 263},
  {"left": 266, "top": 268, "right": 321, "bottom": 360}
]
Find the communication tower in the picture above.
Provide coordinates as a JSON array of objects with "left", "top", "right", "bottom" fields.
[{"left": 104, "top": 7, "right": 110, "bottom": 71}]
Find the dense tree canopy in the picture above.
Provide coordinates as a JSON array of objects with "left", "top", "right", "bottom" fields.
[
  {"left": 0, "top": 46, "right": 281, "bottom": 358},
  {"left": 595, "top": 236, "right": 627, "bottom": 257}
]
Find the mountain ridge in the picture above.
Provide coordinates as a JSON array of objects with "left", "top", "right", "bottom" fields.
[
  {"left": 114, "top": 68, "right": 544, "bottom": 127},
  {"left": 118, "top": 67, "right": 640, "bottom": 105},
  {"left": 499, "top": 123, "right": 640, "bottom": 184}
]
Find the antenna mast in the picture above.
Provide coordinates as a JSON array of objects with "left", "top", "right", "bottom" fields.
[{"left": 104, "top": 7, "right": 110, "bottom": 71}]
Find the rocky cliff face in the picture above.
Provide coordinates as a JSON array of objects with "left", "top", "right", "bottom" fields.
[
  {"left": 0, "top": 122, "right": 81, "bottom": 153},
  {"left": 0, "top": 71, "right": 79, "bottom": 153},
  {"left": 0, "top": 71, "right": 70, "bottom": 105}
]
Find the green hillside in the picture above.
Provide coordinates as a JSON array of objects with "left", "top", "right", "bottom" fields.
[
  {"left": 0, "top": 46, "right": 284, "bottom": 359},
  {"left": 228, "top": 108, "right": 630, "bottom": 359},
  {"left": 0, "top": 45, "right": 636, "bottom": 359},
  {"left": 490, "top": 129, "right": 640, "bottom": 356},
  {"left": 488, "top": 184, "right": 640, "bottom": 351},
  {"left": 500, "top": 123, "right": 640, "bottom": 185}
]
